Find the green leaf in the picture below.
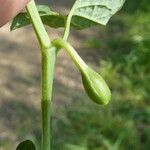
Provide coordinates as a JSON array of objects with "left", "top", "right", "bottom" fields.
[
  {"left": 11, "top": 13, "right": 30, "bottom": 30},
  {"left": 16, "top": 140, "right": 36, "bottom": 150},
  {"left": 11, "top": 1, "right": 125, "bottom": 31},
  {"left": 69, "top": 0, "right": 125, "bottom": 29},
  {"left": 71, "top": 16, "right": 96, "bottom": 30},
  {"left": 11, "top": 5, "right": 65, "bottom": 30},
  {"left": 37, "top": 5, "right": 65, "bottom": 28}
]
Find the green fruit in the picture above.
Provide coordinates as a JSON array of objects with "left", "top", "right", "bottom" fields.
[
  {"left": 81, "top": 67, "right": 111, "bottom": 105},
  {"left": 52, "top": 38, "right": 111, "bottom": 105}
]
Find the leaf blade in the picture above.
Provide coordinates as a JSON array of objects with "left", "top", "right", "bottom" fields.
[
  {"left": 16, "top": 140, "right": 36, "bottom": 150},
  {"left": 10, "top": 13, "right": 30, "bottom": 30},
  {"left": 69, "top": 0, "right": 125, "bottom": 29},
  {"left": 11, "top": 1, "right": 125, "bottom": 31},
  {"left": 11, "top": 5, "right": 65, "bottom": 31}
]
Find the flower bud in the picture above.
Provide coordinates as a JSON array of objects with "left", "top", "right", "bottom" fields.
[
  {"left": 81, "top": 67, "right": 111, "bottom": 105},
  {"left": 52, "top": 38, "right": 111, "bottom": 105}
]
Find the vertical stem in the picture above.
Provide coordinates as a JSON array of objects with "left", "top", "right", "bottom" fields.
[
  {"left": 41, "top": 47, "right": 56, "bottom": 150},
  {"left": 26, "top": 1, "right": 56, "bottom": 150},
  {"left": 26, "top": 0, "right": 51, "bottom": 49},
  {"left": 62, "top": 1, "right": 77, "bottom": 41}
]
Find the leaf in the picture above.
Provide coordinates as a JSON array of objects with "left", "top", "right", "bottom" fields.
[
  {"left": 71, "top": 16, "right": 96, "bottom": 30},
  {"left": 16, "top": 140, "right": 36, "bottom": 150},
  {"left": 36, "top": 5, "right": 65, "bottom": 28},
  {"left": 69, "top": 0, "right": 125, "bottom": 29},
  {"left": 11, "top": 1, "right": 125, "bottom": 31},
  {"left": 11, "top": 5, "right": 65, "bottom": 30},
  {"left": 11, "top": 13, "right": 30, "bottom": 30}
]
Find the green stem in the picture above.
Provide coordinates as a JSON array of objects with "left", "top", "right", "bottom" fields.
[
  {"left": 52, "top": 38, "right": 88, "bottom": 72},
  {"left": 26, "top": 1, "right": 56, "bottom": 150},
  {"left": 62, "top": 12, "right": 73, "bottom": 41},
  {"left": 63, "top": 1, "right": 77, "bottom": 41},
  {"left": 26, "top": 0, "right": 51, "bottom": 49},
  {"left": 41, "top": 47, "right": 56, "bottom": 150}
]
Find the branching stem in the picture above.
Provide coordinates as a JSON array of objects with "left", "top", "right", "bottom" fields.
[
  {"left": 26, "top": 0, "right": 51, "bottom": 49},
  {"left": 52, "top": 38, "right": 88, "bottom": 72},
  {"left": 26, "top": 1, "right": 56, "bottom": 150}
]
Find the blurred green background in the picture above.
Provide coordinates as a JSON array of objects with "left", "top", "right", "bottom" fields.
[{"left": 0, "top": 0, "right": 150, "bottom": 150}]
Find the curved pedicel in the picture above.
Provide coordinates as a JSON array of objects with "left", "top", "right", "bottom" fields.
[{"left": 52, "top": 38, "right": 111, "bottom": 105}]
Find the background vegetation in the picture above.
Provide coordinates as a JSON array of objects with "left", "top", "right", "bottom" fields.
[{"left": 52, "top": 0, "right": 150, "bottom": 149}]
